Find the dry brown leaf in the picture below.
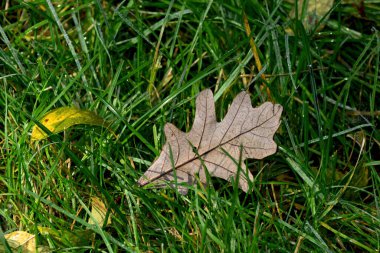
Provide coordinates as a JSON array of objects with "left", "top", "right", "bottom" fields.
[{"left": 138, "top": 89, "right": 283, "bottom": 194}]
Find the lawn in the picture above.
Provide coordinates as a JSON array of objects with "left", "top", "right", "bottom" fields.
[{"left": 1, "top": 0, "right": 379, "bottom": 252}]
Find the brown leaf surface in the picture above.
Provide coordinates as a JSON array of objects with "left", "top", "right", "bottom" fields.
[{"left": 138, "top": 89, "right": 283, "bottom": 194}]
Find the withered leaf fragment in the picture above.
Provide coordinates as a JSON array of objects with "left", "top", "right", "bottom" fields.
[{"left": 138, "top": 89, "right": 282, "bottom": 194}]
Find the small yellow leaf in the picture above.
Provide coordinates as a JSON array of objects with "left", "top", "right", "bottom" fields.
[
  {"left": 0, "top": 231, "right": 49, "bottom": 253},
  {"left": 31, "top": 107, "right": 110, "bottom": 141},
  {"left": 88, "top": 197, "right": 112, "bottom": 227},
  {"left": 288, "top": 0, "right": 334, "bottom": 33}
]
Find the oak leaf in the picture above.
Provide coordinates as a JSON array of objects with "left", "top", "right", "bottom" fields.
[{"left": 138, "top": 89, "right": 282, "bottom": 194}]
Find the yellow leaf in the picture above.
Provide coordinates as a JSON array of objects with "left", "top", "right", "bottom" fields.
[
  {"left": 88, "top": 197, "right": 112, "bottom": 227},
  {"left": 31, "top": 107, "right": 110, "bottom": 141},
  {"left": 0, "top": 231, "right": 49, "bottom": 253},
  {"left": 288, "top": 0, "right": 334, "bottom": 33}
]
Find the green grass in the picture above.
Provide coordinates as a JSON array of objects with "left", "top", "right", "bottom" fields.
[{"left": 1, "top": 0, "right": 379, "bottom": 252}]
